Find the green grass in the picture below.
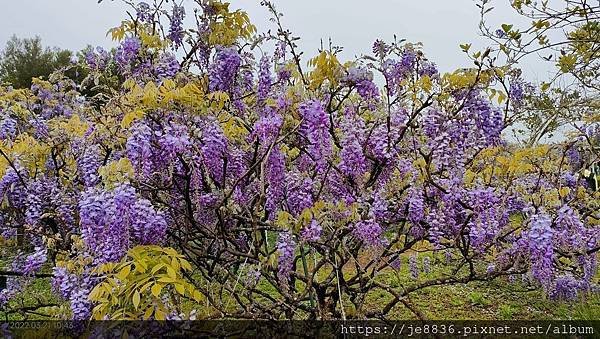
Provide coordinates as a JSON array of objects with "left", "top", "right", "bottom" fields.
[{"left": 2, "top": 250, "right": 599, "bottom": 320}]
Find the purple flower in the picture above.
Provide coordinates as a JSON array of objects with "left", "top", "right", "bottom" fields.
[
  {"left": 409, "top": 254, "right": 419, "bottom": 279},
  {"left": 22, "top": 246, "right": 47, "bottom": 275},
  {"left": 115, "top": 37, "right": 141, "bottom": 71},
  {"left": 0, "top": 116, "right": 17, "bottom": 140},
  {"left": 257, "top": 56, "right": 272, "bottom": 103},
  {"left": 201, "top": 121, "right": 228, "bottom": 183},
  {"left": 52, "top": 267, "right": 77, "bottom": 299},
  {"left": 131, "top": 198, "right": 168, "bottom": 245},
  {"left": 299, "top": 100, "right": 332, "bottom": 172},
  {"left": 407, "top": 188, "right": 424, "bottom": 225},
  {"left": 209, "top": 47, "right": 241, "bottom": 92},
  {"left": 245, "top": 267, "right": 261, "bottom": 288},
  {"left": 126, "top": 122, "right": 154, "bottom": 177},
  {"left": 79, "top": 145, "right": 101, "bottom": 187},
  {"left": 339, "top": 111, "right": 367, "bottom": 179},
  {"left": 286, "top": 172, "right": 313, "bottom": 216},
  {"left": 155, "top": 53, "right": 180, "bottom": 79},
  {"left": 79, "top": 183, "right": 166, "bottom": 264},
  {"left": 136, "top": 2, "right": 152, "bottom": 22},
  {"left": 422, "top": 256, "right": 431, "bottom": 274},
  {"left": 266, "top": 147, "right": 285, "bottom": 215},
  {"left": 168, "top": 5, "right": 186, "bottom": 48},
  {"left": 301, "top": 219, "right": 322, "bottom": 242},
  {"left": 276, "top": 231, "right": 296, "bottom": 281},
  {"left": 353, "top": 219, "right": 383, "bottom": 246},
  {"left": 527, "top": 211, "right": 554, "bottom": 288},
  {"left": 549, "top": 275, "right": 581, "bottom": 301},
  {"left": 372, "top": 40, "right": 389, "bottom": 59},
  {"left": 85, "top": 47, "right": 110, "bottom": 70}
]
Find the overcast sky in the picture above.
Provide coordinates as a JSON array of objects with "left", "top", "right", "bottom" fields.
[{"left": 0, "top": 0, "right": 553, "bottom": 79}]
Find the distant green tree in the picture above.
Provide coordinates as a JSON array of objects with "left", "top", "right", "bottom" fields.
[{"left": 0, "top": 35, "right": 75, "bottom": 88}]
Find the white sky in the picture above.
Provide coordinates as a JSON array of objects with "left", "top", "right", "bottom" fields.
[
  {"left": 1, "top": 0, "right": 563, "bottom": 142},
  {"left": 0, "top": 0, "right": 553, "bottom": 78}
]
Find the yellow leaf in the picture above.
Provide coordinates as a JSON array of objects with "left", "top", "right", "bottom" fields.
[
  {"left": 151, "top": 263, "right": 166, "bottom": 275},
  {"left": 121, "top": 110, "right": 144, "bottom": 128},
  {"left": 559, "top": 187, "right": 571, "bottom": 197},
  {"left": 171, "top": 257, "right": 180, "bottom": 271},
  {"left": 154, "top": 308, "right": 166, "bottom": 320},
  {"left": 140, "top": 281, "right": 154, "bottom": 293},
  {"left": 158, "top": 276, "right": 177, "bottom": 283},
  {"left": 133, "top": 290, "right": 141, "bottom": 309},
  {"left": 174, "top": 284, "right": 185, "bottom": 295},
  {"left": 151, "top": 284, "right": 163, "bottom": 298},
  {"left": 161, "top": 79, "right": 176, "bottom": 91},
  {"left": 88, "top": 285, "right": 102, "bottom": 301},
  {"left": 143, "top": 306, "right": 155, "bottom": 320},
  {"left": 497, "top": 91, "right": 507, "bottom": 105},
  {"left": 116, "top": 265, "right": 131, "bottom": 281},
  {"left": 167, "top": 267, "right": 177, "bottom": 279},
  {"left": 142, "top": 82, "right": 159, "bottom": 106},
  {"left": 193, "top": 290, "right": 203, "bottom": 303},
  {"left": 180, "top": 259, "right": 192, "bottom": 271}
]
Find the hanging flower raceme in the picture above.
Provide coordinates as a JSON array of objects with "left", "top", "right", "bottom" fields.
[
  {"left": 115, "top": 37, "right": 141, "bottom": 72},
  {"left": 257, "top": 55, "right": 272, "bottom": 104},
  {"left": 339, "top": 110, "right": 368, "bottom": 180},
  {"left": 168, "top": 4, "right": 186, "bottom": 48},
  {"left": 299, "top": 100, "right": 332, "bottom": 172},
  {"left": 353, "top": 219, "right": 384, "bottom": 247},
  {"left": 301, "top": 219, "right": 322, "bottom": 243},
  {"left": 201, "top": 121, "right": 228, "bottom": 183},
  {"left": 79, "top": 183, "right": 166, "bottom": 264},
  {"left": 209, "top": 47, "right": 241, "bottom": 93},
  {"left": 526, "top": 211, "right": 555, "bottom": 288},
  {"left": 126, "top": 122, "right": 154, "bottom": 177},
  {"left": 276, "top": 231, "right": 296, "bottom": 282}
]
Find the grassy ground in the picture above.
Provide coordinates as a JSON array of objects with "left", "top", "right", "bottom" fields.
[
  {"left": 193, "top": 250, "right": 600, "bottom": 320},
  {"left": 2, "top": 252, "right": 599, "bottom": 320},
  {"left": 356, "top": 252, "right": 600, "bottom": 320}
]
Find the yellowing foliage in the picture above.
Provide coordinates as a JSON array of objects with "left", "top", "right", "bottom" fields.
[
  {"left": 122, "top": 79, "right": 208, "bottom": 116},
  {"left": 99, "top": 158, "right": 135, "bottom": 188},
  {"left": 90, "top": 246, "right": 203, "bottom": 320},
  {"left": 307, "top": 51, "right": 343, "bottom": 90},
  {"left": 208, "top": 1, "right": 256, "bottom": 46}
]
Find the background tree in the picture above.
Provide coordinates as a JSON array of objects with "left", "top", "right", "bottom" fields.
[{"left": 0, "top": 35, "right": 75, "bottom": 89}]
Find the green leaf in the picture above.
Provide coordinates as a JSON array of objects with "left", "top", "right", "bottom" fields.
[
  {"left": 501, "top": 24, "right": 513, "bottom": 33},
  {"left": 541, "top": 82, "right": 550, "bottom": 91}
]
